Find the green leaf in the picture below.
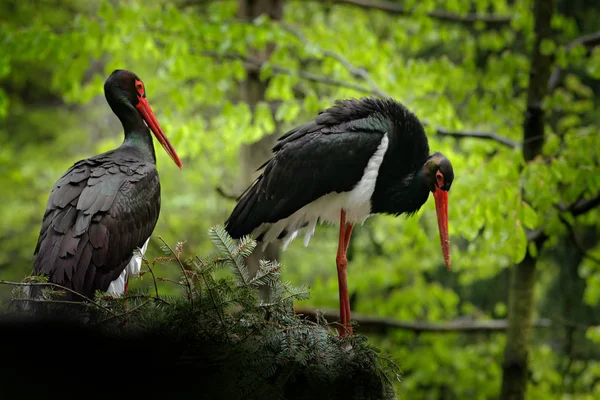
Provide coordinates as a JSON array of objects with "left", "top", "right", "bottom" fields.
[
  {"left": 521, "top": 202, "right": 538, "bottom": 230},
  {"left": 540, "top": 39, "right": 556, "bottom": 56},
  {"left": 513, "top": 221, "right": 528, "bottom": 264}
]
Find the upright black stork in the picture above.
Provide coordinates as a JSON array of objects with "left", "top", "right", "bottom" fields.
[
  {"left": 225, "top": 97, "right": 453, "bottom": 336},
  {"left": 31, "top": 69, "right": 182, "bottom": 302}
]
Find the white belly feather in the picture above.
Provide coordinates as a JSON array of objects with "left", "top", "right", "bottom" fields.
[
  {"left": 254, "top": 133, "right": 389, "bottom": 251},
  {"left": 106, "top": 237, "right": 150, "bottom": 295}
]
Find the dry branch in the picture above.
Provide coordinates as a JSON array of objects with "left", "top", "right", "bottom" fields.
[{"left": 295, "top": 307, "right": 552, "bottom": 334}]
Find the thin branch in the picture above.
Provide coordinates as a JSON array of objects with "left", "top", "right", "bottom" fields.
[
  {"left": 199, "top": 49, "right": 381, "bottom": 95},
  {"left": 195, "top": 256, "right": 226, "bottom": 327},
  {"left": 548, "top": 31, "right": 600, "bottom": 92},
  {"left": 281, "top": 22, "right": 386, "bottom": 97},
  {"left": 319, "top": 0, "right": 512, "bottom": 28},
  {"left": 216, "top": 186, "right": 239, "bottom": 201},
  {"left": 570, "top": 191, "right": 600, "bottom": 217},
  {"left": 556, "top": 189, "right": 600, "bottom": 217},
  {"left": 433, "top": 127, "right": 519, "bottom": 148},
  {"left": 0, "top": 280, "right": 117, "bottom": 316},
  {"left": 105, "top": 293, "right": 170, "bottom": 306},
  {"left": 10, "top": 298, "right": 97, "bottom": 307},
  {"left": 94, "top": 299, "right": 153, "bottom": 325},
  {"left": 279, "top": 24, "right": 518, "bottom": 149},
  {"left": 141, "top": 253, "right": 160, "bottom": 299},
  {"left": 295, "top": 308, "right": 552, "bottom": 334}
]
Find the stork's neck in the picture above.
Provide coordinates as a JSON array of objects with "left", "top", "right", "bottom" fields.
[
  {"left": 118, "top": 108, "right": 157, "bottom": 164},
  {"left": 371, "top": 168, "right": 430, "bottom": 216}
]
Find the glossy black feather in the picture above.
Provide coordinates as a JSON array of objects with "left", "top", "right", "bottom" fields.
[
  {"left": 32, "top": 146, "right": 160, "bottom": 300},
  {"left": 225, "top": 97, "right": 431, "bottom": 239}
]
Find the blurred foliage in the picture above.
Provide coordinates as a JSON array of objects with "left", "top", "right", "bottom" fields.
[{"left": 1, "top": 0, "right": 600, "bottom": 398}]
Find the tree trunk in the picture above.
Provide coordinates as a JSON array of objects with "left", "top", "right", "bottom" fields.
[
  {"left": 500, "top": 0, "right": 554, "bottom": 399},
  {"left": 236, "top": 0, "right": 284, "bottom": 300}
]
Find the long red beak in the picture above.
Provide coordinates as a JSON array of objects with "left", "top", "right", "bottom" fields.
[
  {"left": 136, "top": 97, "right": 183, "bottom": 169},
  {"left": 432, "top": 186, "right": 451, "bottom": 269}
]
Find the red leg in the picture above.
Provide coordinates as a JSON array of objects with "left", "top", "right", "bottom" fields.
[
  {"left": 336, "top": 210, "right": 353, "bottom": 336},
  {"left": 342, "top": 222, "right": 354, "bottom": 330}
]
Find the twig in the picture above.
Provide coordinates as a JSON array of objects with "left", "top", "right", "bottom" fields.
[
  {"left": 295, "top": 307, "right": 553, "bottom": 334},
  {"left": 141, "top": 253, "right": 160, "bottom": 299},
  {"left": 94, "top": 299, "right": 153, "bottom": 325},
  {"left": 158, "top": 235, "right": 193, "bottom": 308},
  {"left": 281, "top": 22, "right": 386, "bottom": 97},
  {"left": 195, "top": 256, "right": 226, "bottom": 327},
  {"left": 0, "top": 280, "right": 117, "bottom": 316},
  {"left": 157, "top": 277, "right": 185, "bottom": 286},
  {"left": 216, "top": 186, "right": 239, "bottom": 201},
  {"left": 319, "top": 0, "right": 513, "bottom": 28},
  {"left": 570, "top": 190, "right": 600, "bottom": 217},
  {"left": 106, "top": 293, "right": 170, "bottom": 305},
  {"left": 432, "top": 126, "right": 519, "bottom": 149},
  {"left": 199, "top": 49, "right": 381, "bottom": 95},
  {"left": 10, "top": 298, "right": 97, "bottom": 307},
  {"left": 556, "top": 189, "right": 600, "bottom": 217}
]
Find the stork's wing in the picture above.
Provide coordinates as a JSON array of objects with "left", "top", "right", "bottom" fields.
[
  {"left": 224, "top": 114, "right": 388, "bottom": 239},
  {"left": 33, "top": 154, "right": 160, "bottom": 299}
]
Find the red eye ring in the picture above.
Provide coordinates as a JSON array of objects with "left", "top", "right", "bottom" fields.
[
  {"left": 435, "top": 171, "right": 444, "bottom": 187},
  {"left": 134, "top": 80, "right": 144, "bottom": 95}
]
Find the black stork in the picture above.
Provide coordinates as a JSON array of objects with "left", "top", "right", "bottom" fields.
[
  {"left": 31, "top": 69, "right": 182, "bottom": 302},
  {"left": 225, "top": 97, "right": 453, "bottom": 336}
]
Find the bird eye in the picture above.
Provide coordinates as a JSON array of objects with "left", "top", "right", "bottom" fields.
[
  {"left": 435, "top": 171, "right": 444, "bottom": 187},
  {"left": 134, "top": 80, "right": 145, "bottom": 96}
]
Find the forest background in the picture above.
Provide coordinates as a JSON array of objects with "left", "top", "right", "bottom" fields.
[{"left": 2, "top": 0, "right": 600, "bottom": 399}]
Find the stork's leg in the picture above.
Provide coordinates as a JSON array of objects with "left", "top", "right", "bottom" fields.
[
  {"left": 342, "top": 221, "right": 354, "bottom": 330},
  {"left": 336, "top": 209, "right": 354, "bottom": 336}
]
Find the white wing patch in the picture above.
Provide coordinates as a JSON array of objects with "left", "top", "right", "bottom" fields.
[
  {"left": 254, "top": 133, "right": 389, "bottom": 251},
  {"left": 107, "top": 237, "right": 150, "bottom": 296}
]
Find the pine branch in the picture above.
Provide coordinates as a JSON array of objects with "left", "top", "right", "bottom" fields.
[
  {"left": 94, "top": 299, "right": 153, "bottom": 325},
  {"left": 318, "top": 0, "right": 513, "bottom": 28},
  {"left": 295, "top": 308, "right": 552, "bottom": 334},
  {"left": 208, "top": 225, "right": 251, "bottom": 285},
  {"left": 195, "top": 256, "right": 226, "bottom": 326},
  {"left": 0, "top": 280, "right": 117, "bottom": 316},
  {"left": 248, "top": 260, "right": 282, "bottom": 288}
]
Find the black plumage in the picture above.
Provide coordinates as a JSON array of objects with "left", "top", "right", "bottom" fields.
[
  {"left": 31, "top": 70, "right": 181, "bottom": 301},
  {"left": 225, "top": 97, "right": 440, "bottom": 241},
  {"left": 33, "top": 153, "right": 160, "bottom": 299},
  {"left": 224, "top": 97, "right": 454, "bottom": 337}
]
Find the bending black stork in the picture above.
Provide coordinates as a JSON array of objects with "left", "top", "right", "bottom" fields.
[
  {"left": 31, "top": 69, "right": 182, "bottom": 302},
  {"left": 225, "top": 97, "right": 453, "bottom": 336}
]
